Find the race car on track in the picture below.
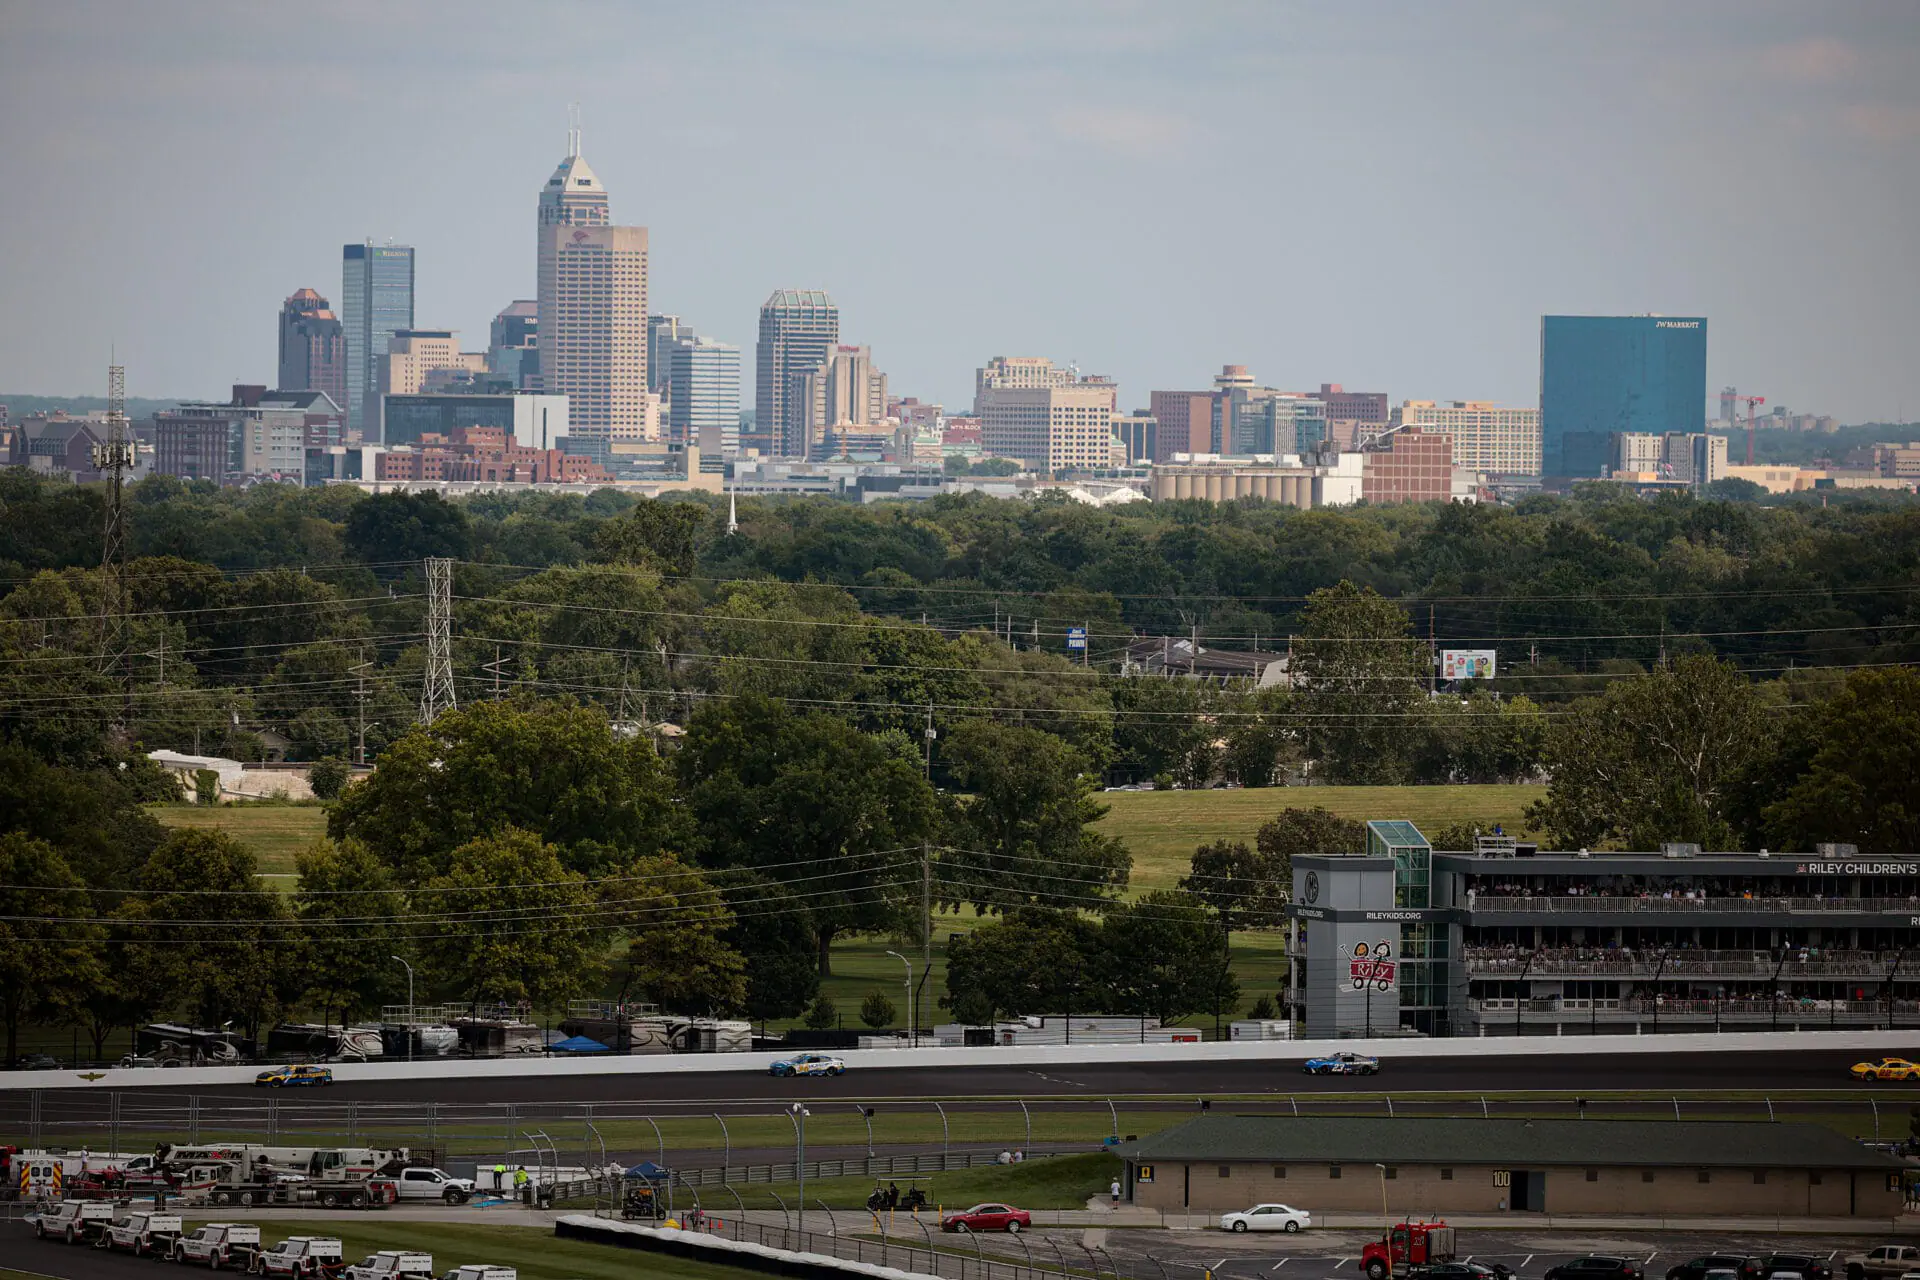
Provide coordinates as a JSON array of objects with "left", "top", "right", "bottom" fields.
[
  {"left": 255, "top": 1064, "right": 335, "bottom": 1088},
  {"left": 1303, "top": 1051, "right": 1379, "bottom": 1076},
  {"left": 1850, "top": 1057, "right": 1920, "bottom": 1082},
  {"left": 769, "top": 1053, "right": 846, "bottom": 1078}
]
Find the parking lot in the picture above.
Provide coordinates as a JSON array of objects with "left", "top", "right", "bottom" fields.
[{"left": 1046, "top": 1227, "right": 1904, "bottom": 1280}]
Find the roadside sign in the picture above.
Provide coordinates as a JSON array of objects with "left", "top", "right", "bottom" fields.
[{"left": 1066, "top": 627, "right": 1087, "bottom": 651}]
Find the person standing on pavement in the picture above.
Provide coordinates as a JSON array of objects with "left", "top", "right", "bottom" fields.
[
  {"left": 1110, "top": 1178, "right": 1121, "bottom": 1207},
  {"left": 513, "top": 1165, "right": 530, "bottom": 1204},
  {"left": 493, "top": 1163, "right": 505, "bottom": 1192}
]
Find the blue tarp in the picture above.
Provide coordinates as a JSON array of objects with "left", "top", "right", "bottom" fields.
[
  {"left": 550, "top": 1035, "right": 610, "bottom": 1053},
  {"left": 625, "top": 1160, "right": 669, "bottom": 1181}
]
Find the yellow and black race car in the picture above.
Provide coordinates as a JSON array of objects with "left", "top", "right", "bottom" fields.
[{"left": 1850, "top": 1057, "right": 1920, "bottom": 1082}]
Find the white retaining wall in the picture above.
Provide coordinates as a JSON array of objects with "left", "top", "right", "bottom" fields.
[{"left": 4, "top": 1028, "right": 1918, "bottom": 1093}]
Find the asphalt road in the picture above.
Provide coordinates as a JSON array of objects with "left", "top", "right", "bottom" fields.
[
  {"left": 4, "top": 1222, "right": 1904, "bottom": 1280},
  {"left": 14, "top": 1047, "right": 1910, "bottom": 1106},
  {"left": 1055, "top": 1227, "right": 1897, "bottom": 1280}
]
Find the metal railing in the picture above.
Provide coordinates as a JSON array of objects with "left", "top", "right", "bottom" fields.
[
  {"left": 1462, "top": 949, "right": 1901, "bottom": 978},
  {"left": 1467, "top": 996, "right": 1920, "bottom": 1018},
  {"left": 1467, "top": 895, "right": 1920, "bottom": 914}
]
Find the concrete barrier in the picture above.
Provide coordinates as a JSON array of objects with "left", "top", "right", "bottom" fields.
[{"left": 5, "top": 1027, "right": 1919, "bottom": 1092}]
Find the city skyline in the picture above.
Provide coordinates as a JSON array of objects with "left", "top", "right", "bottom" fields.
[{"left": 1, "top": 2, "right": 1916, "bottom": 423}]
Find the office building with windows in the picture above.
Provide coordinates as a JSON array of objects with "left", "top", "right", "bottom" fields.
[
  {"left": 380, "top": 392, "right": 570, "bottom": 451},
  {"left": 1397, "top": 400, "right": 1542, "bottom": 476},
  {"left": 276, "top": 289, "right": 347, "bottom": 419},
  {"left": 342, "top": 242, "right": 415, "bottom": 437},
  {"left": 668, "top": 335, "right": 741, "bottom": 463},
  {"left": 536, "top": 134, "right": 648, "bottom": 464},
  {"left": 1540, "top": 315, "right": 1707, "bottom": 478},
  {"left": 797, "top": 344, "right": 888, "bottom": 459},
  {"left": 487, "top": 301, "right": 538, "bottom": 390},
  {"left": 755, "top": 290, "right": 839, "bottom": 457},
  {"left": 976, "top": 360, "right": 1118, "bottom": 473}
]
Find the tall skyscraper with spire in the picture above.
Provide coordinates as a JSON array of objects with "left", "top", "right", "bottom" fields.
[{"left": 536, "top": 118, "right": 648, "bottom": 463}]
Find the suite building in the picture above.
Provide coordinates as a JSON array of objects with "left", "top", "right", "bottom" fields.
[
  {"left": 1287, "top": 821, "right": 1920, "bottom": 1039},
  {"left": 276, "top": 289, "right": 347, "bottom": 418}
]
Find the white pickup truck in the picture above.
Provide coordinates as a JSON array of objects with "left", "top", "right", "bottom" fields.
[
  {"left": 345, "top": 1251, "right": 435, "bottom": 1280},
  {"left": 254, "top": 1236, "right": 346, "bottom": 1277},
  {"left": 393, "top": 1167, "right": 477, "bottom": 1204},
  {"left": 172, "top": 1222, "right": 263, "bottom": 1268},
  {"left": 31, "top": 1200, "right": 115, "bottom": 1244},
  {"left": 103, "top": 1210, "right": 184, "bottom": 1257}
]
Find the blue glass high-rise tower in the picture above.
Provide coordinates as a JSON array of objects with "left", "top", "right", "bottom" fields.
[
  {"left": 1539, "top": 315, "right": 1707, "bottom": 478},
  {"left": 342, "top": 242, "right": 416, "bottom": 438}
]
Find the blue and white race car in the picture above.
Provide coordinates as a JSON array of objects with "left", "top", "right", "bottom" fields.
[
  {"left": 769, "top": 1052, "right": 847, "bottom": 1078},
  {"left": 1302, "top": 1051, "right": 1379, "bottom": 1076}
]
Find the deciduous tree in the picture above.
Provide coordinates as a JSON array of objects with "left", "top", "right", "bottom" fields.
[
  {"left": 0, "top": 834, "right": 102, "bottom": 1064},
  {"left": 1527, "top": 655, "right": 1769, "bottom": 849}
]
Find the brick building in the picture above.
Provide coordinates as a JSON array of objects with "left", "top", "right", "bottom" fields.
[
  {"left": 1122, "top": 1116, "right": 1905, "bottom": 1217},
  {"left": 373, "top": 425, "right": 611, "bottom": 485},
  {"left": 1361, "top": 425, "right": 1454, "bottom": 503},
  {"left": 1148, "top": 390, "right": 1215, "bottom": 461}
]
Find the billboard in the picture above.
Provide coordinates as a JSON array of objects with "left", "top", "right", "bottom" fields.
[
  {"left": 1348, "top": 940, "right": 1396, "bottom": 991},
  {"left": 1442, "top": 649, "right": 1497, "bottom": 680},
  {"left": 1066, "top": 627, "right": 1087, "bottom": 651}
]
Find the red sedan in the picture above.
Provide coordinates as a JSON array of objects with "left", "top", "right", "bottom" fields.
[{"left": 941, "top": 1203, "right": 1031, "bottom": 1234}]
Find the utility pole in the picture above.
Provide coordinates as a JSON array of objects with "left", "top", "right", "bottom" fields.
[
  {"left": 920, "top": 843, "right": 933, "bottom": 1049},
  {"left": 419, "top": 557, "right": 457, "bottom": 724},
  {"left": 91, "top": 362, "right": 137, "bottom": 729},
  {"left": 922, "top": 701, "right": 934, "bottom": 780},
  {"left": 351, "top": 649, "right": 372, "bottom": 765},
  {"left": 1428, "top": 604, "right": 1437, "bottom": 696},
  {"left": 1082, "top": 620, "right": 1090, "bottom": 668},
  {"left": 484, "top": 644, "right": 510, "bottom": 698}
]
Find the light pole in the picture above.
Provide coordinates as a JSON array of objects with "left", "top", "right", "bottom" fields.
[
  {"left": 789, "top": 1103, "right": 810, "bottom": 1239},
  {"left": 885, "top": 950, "right": 915, "bottom": 1047},
  {"left": 1374, "top": 1162, "right": 1391, "bottom": 1233},
  {"left": 390, "top": 955, "right": 415, "bottom": 1061}
]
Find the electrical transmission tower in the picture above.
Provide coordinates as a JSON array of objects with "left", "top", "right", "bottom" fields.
[
  {"left": 419, "top": 557, "right": 457, "bottom": 723},
  {"left": 91, "top": 363, "right": 138, "bottom": 726}
]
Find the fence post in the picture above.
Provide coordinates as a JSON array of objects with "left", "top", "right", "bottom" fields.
[
  {"left": 110, "top": 1092, "right": 121, "bottom": 1159},
  {"left": 1107, "top": 1099, "right": 1119, "bottom": 1142},
  {"left": 1048, "top": 1237, "right": 1073, "bottom": 1276},
  {"left": 427, "top": 1101, "right": 437, "bottom": 1146},
  {"left": 1291, "top": 1095, "right": 1299, "bottom": 1117},
  {"left": 267, "top": 1094, "right": 277, "bottom": 1137},
  {"left": 1671, "top": 1097, "right": 1679, "bottom": 1122},
  {"left": 1481, "top": 1096, "right": 1489, "bottom": 1119},
  {"left": 1766, "top": 1097, "right": 1774, "bottom": 1123},
  {"left": 1386, "top": 1096, "right": 1394, "bottom": 1118},
  {"left": 714, "top": 1114, "right": 731, "bottom": 1183},
  {"left": 768, "top": 1188, "right": 791, "bottom": 1231},
  {"left": 1872, "top": 1098, "right": 1880, "bottom": 1142},
  {"left": 933, "top": 1101, "right": 950, "bottom": 1170},
  {"left": 1080, "top": 1241, "right": 1104, "bottom": 1279},
  {"left": 1144, "top": 1253, "right": 1172, "bottom": 1280},
  {"left": 1019, "top": 1099, "right": 1031, "bottom": 1156},
  {"left": 349, "top": 1099, "right": 357, "bottom": 1139}
]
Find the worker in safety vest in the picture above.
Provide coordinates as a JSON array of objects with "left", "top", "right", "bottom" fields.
[
  {"left": 512, "top": 1166, "right": 529, "bottom": 1204},
  {"left": 492, "top": 1163, "right": 505, "bottom": 1192}
]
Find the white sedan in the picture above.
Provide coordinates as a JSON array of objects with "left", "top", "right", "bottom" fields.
[{"left": 1220, "top": 1204, "right": 1312, "bottom": 1233}]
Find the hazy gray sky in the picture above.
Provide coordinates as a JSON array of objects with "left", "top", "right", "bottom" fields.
[{"left": 2, "top": 0, "right": 1916, "bottom": 422}]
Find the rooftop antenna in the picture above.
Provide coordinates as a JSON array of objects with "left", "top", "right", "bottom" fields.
[
  {"left": 91, "top": 356, "right": 137, "bottom": 728},
  {"left": 567, "top": 103, "right": 582, "bottom": 158}
]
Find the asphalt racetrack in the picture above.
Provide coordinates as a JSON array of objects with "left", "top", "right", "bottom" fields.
[{"left": 14, "top": 1047, "right": 1910, "bottom": 1106}]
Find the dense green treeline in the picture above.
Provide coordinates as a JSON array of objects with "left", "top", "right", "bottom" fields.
[{"left": 3, "top": 466, "right": 1920, "bottom": 1057}]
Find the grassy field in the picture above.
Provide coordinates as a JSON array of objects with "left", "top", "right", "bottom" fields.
[
  {"left": 1095, "top": 783, "right": 1545, "bottom": 890},
  {"left": 134, "top": 784, "right": 1542, "bottom": 1032},
  {"left": 150, "top": 803, "right": 326, "bottom": 878}
]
